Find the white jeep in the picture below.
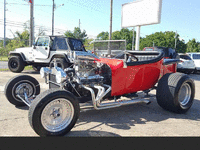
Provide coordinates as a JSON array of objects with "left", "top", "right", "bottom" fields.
[{"left": 8, "top": 36, "right": 88, "bottom": 73}]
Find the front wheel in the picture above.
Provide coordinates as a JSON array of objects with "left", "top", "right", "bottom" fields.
[
  {"left": 28, "top": 89, "right": 80, "bottom": 136},
  {"left": 8, "top": 56, "right": 25, "bottom": 73},
  {"left": 156, "top": 73, "right": 195, "bottom": 114},
  {"left": 4, "top": 75, "right": 40, "bottom": 106}
]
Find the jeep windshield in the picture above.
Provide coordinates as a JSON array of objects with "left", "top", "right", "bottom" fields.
[{"left": 68, "top": 38, "right": 86, "bottom": 51}]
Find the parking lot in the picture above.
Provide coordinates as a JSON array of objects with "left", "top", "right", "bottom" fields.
[{"left": 0, "top": 70, "right": 200, "bottom": 136}]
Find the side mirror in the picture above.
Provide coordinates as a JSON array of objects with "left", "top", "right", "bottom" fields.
[{"left": 33, "top": 42, "right": 36, "bottom": 49}]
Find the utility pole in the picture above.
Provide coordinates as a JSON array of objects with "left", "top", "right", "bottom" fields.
[
  {"left": 3, "top": 0, "right": 6, "bottom": 48},
  {"left": 52, "top": 0, "right": 55, "bottom": 36},
  {"left": 29, "top": 0, "right": 34, "bottom": 46},
  {"left": 79, "top": 19, "right": 81, "bottom": 29},
  {"left": 108, "top": 0, "right": 113, "bottom": 55},
  {"left": 175, "top": 30, "right": 177, "bottom": 49}
]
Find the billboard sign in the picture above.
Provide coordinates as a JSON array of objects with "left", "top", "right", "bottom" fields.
[{"left": 121, "top": 0, "right": 162, "bottom": 28}]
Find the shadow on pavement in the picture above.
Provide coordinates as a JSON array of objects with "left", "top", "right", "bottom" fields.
[{"left": 66, "top": 97, "right": 200, "bottom": 136}]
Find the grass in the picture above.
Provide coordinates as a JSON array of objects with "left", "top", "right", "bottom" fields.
[
  {"left": 0, "top": 65, "right": 33, "bottom": 72},
  {"left": 0, "top": 56, "right": 8, "bottom": 61}
]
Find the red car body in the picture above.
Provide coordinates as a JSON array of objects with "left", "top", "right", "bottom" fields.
[{"left": 98, "top": 51, "right": 177, "bottom": 96}]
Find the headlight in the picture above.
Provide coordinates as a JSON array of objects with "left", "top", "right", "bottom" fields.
[{"left": 56, "top": 71, "right": 62, "bottom": 83}]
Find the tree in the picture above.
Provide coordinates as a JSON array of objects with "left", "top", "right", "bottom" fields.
[
  {"left": 111, "top": 28, "right": 136, "bottom": 50},
  {"left": 64, "top": 27, "right": 87, "bottom": 42},
  {"left": 186, "top": 39, "right": 200, "bottom": 52},
  {"left": 84, "top": 38, "right": 94, "bottom": 51},
  {"left": 139, "top": 31, "right": 187, "bottom": 52},
  {"left": 37, "top": 27, "right": 46, "bottom": 36},
  {"left": 15, "top": 30, "right": 29, "bottom": 46},
  {"left": 97, "top": 31, "right": 109, "bottom": 40}
]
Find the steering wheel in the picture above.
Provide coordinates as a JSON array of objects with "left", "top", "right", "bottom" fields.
[{"left": 125, "top": 52, "right": 138, "bottom": 62}]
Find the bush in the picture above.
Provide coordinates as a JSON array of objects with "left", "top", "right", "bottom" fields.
[{"left": 0, "top": 47, "right": 9, "bottom": 57}]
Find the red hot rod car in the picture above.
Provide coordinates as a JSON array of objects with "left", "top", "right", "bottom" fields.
[{"left": 4, "top": 50, "right": 195, "bottom": 136}]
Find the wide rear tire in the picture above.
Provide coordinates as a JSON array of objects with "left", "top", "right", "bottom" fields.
[
  {"left": 156, "top": 73, "right": 195, "bottom": 114},
  {"left": 28, "top": 89, "right": 80, "bottom": 136}
]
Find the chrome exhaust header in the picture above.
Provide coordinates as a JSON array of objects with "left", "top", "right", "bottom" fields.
[{"left": 82, "top": 84, "right": 151, "bottom": 110}]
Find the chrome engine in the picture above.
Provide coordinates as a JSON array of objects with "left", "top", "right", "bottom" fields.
[{"left": 73, "top": 60, "right": 104, "bottom": 85}]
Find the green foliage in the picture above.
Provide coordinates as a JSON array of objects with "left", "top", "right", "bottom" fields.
[
  {"left": 84, "top": 38, "right": 94, "bottom": 51},
  {"left": 64, "top": 27, "right": 87, "bottom": 42},
  {"left": 186, "top": 39, "right": 200, "bottom": 52},
  {"left": 97, "top": 31, "right": 109, "bottom": 40},
  {"left": 0, "top": 30, "right": 30, "bottom": 56},
  {"left": 139, "top": 31, "right": 187, "bottom": 52},
  {"left": 111, "top": 28, "right": 136, "bottom": 50}
]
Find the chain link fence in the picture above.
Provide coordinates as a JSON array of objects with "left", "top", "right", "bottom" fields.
[{"left": 92, "top": 40, "right": 126, "bottom": 56}]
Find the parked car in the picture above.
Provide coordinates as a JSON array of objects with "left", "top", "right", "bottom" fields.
[
  {"left": 4, "top": 50, "right": 195, "bottom": 136},
  {"left": 8, "top": 36, "right": 88, "bottom": 73},
  {"left": 187, "top": 52, "right": 200, "bottom": 73},
  {"left": 177, "top": 53, "right": 196, "bottom": 74}
]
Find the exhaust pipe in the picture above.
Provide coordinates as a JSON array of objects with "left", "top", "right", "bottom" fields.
[{"left": 82, "top": 84, "right": 151, "bottom": 110}]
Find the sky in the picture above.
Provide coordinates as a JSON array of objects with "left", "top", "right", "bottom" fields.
[{"left": 0, "top": 0, "right": 200, "bottom": 43}]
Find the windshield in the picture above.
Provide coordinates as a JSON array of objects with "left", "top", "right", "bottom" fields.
[
  {"left": 180, "top": 55, "right": 192, "bottom": 60},
  {"left": 68, "top": 38, "right": 86, "bottom": 51},
  {"left": 193, "top": 54, "right": 200, "bottom": 59}
]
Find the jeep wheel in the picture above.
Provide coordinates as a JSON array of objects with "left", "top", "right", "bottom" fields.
[
  {"left": 32, "top": 65, "right": 41, "bottom": 72},
  {"left": 156, "top": 73, "right": 195, "bottom": 114},
  {"left": 4, "top": 75, "right": 40, "bottom": 107},
  {"left": 50, "top": 58, "right": 68, "bottom": 70},
  {"left": 28, "top": 89, "right": 80, "bottom": 136},
  {"left": 8, "top": 56, "right": 25, "bottom": 73},
  {"left": 194, "top": 68, "right": 198, "bottom": 74}
]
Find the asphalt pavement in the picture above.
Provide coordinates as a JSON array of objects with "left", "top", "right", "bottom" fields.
[
  {"left": 0, "top": 61, "right": 8, "bottom": 69},
  {"left": 0, "top": 70, "right": 200, "bottom": 136}
]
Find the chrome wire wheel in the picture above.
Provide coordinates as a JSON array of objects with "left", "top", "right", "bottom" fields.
[
  {"left": 178, "top": 82, "right": 191, "bottom": 107},
  {"left": 13, "top": 81, "right": 35, "bottom": 102},
  {"left": 41, "top": 99, "right": 74, "bottom": 133}
]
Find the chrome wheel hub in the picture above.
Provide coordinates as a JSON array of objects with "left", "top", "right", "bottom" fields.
[
  {"left": 41, "top": 99, "right": 74, "bottom": 132},
  {"left": 178, "top": 83, "right": 191, "bottom": 107},
  {"left": 13, "top": 81, "right": 35, "bottom": 102}
]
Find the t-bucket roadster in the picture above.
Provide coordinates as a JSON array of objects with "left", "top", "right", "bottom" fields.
[{"left": 4, "top": 50, "right": 195, "bottom": 136}]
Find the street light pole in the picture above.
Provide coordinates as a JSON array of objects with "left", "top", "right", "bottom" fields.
[
  {"left": 52, "top": 0, "right": 55, "bottom": 36},
  {"left": 108, "top": 0, "right": 113, "bottom": 55},
  {"left": 3, "top": 0, "right": 6, "bottom": 48},
  {"left": 29, "top": 0, "right": 34, "bottom": 46}
]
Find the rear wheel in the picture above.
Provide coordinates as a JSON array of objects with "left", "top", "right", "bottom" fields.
[
  {"left": 194, "top": 68, "right": 198, "bottom": 74},
  {"left": 49, "top": 58, "right": 68, "bottom": 70},
  {"left": 8, "top": 56, "right": 25, "bottom": 73},
  {"left": 4, "top": 75, "right": 40, "bottom": 106},
  {"left": 28, "top": 89, "right": 80, "bottom": 136},
  {"left": 156, "top": 73, "right": 195, "bottom": 114},
  {"left": 32, "top": 65, "right": 41, "bottom": 72}
]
